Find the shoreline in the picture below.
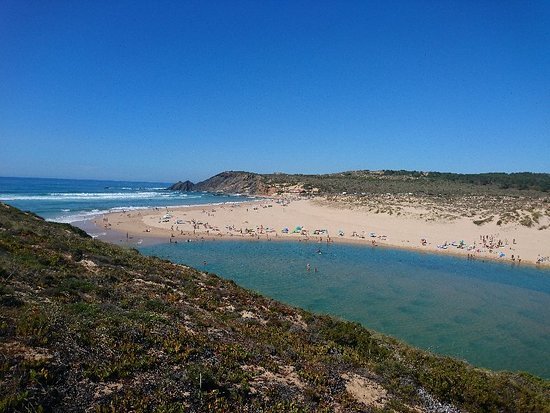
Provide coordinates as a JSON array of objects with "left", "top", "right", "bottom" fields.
[
  {"left": 87, "top": 223, "right": 550, "bottom": 271},
  {"left": 81, "top": 197, "right": 550, "bottom": 269}
]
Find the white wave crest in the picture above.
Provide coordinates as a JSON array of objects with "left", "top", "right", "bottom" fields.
[
  {"left": 46, "top": 198, "right": 255, "bottom": 224},
  {"left": 0, "top": 191, "right": 192, "bottom": 201}
]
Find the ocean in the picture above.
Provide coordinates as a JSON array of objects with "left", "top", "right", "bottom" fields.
[
  {"left": 0, "top": 176, "right": 250, "bottom": 225},
  {"left": 2, "top": 176, "right": 549, "bottom": 378}
]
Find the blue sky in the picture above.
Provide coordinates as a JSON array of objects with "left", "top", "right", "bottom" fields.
[{"left": 1, "top": 1, "right": 549, "bottom": 182}]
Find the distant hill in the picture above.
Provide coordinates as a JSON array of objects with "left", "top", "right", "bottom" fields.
[
  {"left": 194, "top": 171, "right": 268, "bottom": 194},
  {"left": 1, "top": 202, "right": 548, "bottom": 411},
  {"left": 168, "top": 170, "right": 550, "bottom": 196}
]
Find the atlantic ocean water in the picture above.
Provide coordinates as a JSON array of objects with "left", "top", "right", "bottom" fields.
[{"left": 0, "top": 176, "right": 250, "bottom": 228}]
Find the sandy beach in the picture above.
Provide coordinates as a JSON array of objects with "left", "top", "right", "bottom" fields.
[{"left": 92, "top": 197, "right": 550, "bottom": 267}]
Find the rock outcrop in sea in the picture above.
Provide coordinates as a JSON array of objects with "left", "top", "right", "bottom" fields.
[{"left": 167, "top": 180, "right": 195, "bottom": 191}]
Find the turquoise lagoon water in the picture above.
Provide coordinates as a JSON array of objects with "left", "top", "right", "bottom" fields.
[{"left": 140, "top": 240, "right": 550, "bottom": 379}]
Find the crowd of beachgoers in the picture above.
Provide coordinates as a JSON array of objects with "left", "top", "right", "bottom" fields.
[{"left": 94, "top": 196, "right": 550, "bottom": 267}]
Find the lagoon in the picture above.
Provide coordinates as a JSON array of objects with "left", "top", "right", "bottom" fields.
[{"left": 140, "top": 239, "right": 550, "bottom": 379}]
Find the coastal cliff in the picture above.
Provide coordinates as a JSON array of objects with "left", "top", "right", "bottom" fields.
[
  {"left": 1, "top": 202, "right": 549, "bottom": 411},
  {"left": 194, "top": 171, "right": 268, "bottom": 195},
  {"left": 167, "top": 171, "right": 270, "bottom": 195},
  {"left": 167, "top": 171, "right": 317, "bottom": 196}
]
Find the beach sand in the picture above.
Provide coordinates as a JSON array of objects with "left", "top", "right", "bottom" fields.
[{"left": 94, "top": 198, "right": 550, "bottom": 267}]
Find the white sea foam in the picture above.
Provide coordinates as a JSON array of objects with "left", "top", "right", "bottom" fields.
[
  {"left": 47, "top": 209, "right": 111, "bottom": 224},
  {"left": 0, "top": 191, "right": 199, "bottom": 201},
  {"left": 48, "top": 205, "right": 157, "bottom": 223},
  {"left": 46, "top": 199, "right": 254, "bottom": 224}
]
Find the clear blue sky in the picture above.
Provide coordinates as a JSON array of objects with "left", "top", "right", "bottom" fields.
[{"left": 1, "top": 1, "right": 549, "bottom": 182}]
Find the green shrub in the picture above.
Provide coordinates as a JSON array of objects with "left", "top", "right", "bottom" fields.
[{"left": 16, "top": 307, "right": 52, "bottom": 345}]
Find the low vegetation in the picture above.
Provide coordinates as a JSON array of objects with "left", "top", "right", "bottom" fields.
[
  {"left": 1, "top": 203, "right": 549, "bottom": 412},
  {"left": 263, "top": 170, "right": 550, "bottom": 196},
  {"left": 171, "top": 170, "right": 550, "bottom": 197}
]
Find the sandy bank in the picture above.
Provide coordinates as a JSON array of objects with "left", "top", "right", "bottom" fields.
[{"left": 93, "top": 198, "right": 550, "bottom": 267}]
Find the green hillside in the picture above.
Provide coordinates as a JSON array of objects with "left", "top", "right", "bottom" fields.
[{"left": 263, "top": 170, "right": 550, "bottom": 195}]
